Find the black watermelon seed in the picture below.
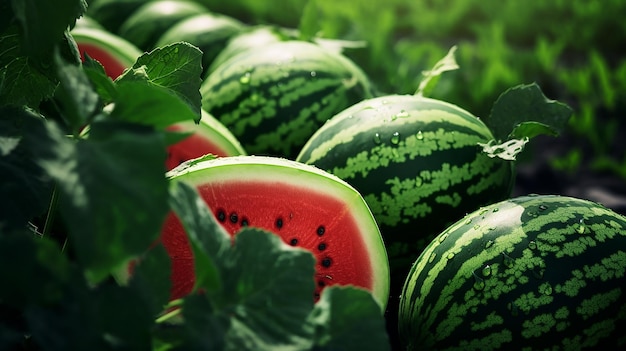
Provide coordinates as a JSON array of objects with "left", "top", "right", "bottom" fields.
[
  {"left": 217, "top": 210, "right": 226, "bottom": 222},
  {"left": 317, "top": 281, "right": 326, "bottom": 287},
  {"left": 241, "top": 218, "right": 249, "bottom": 227},
  {"left": 317, "top": 225, "right": 325, "bottom": 236},
  {"left": 318, "top": 243, "right": 327, "bottom": 251},
  {"left": 290, "top": 238, "right": 298, "bottom": 246},
  {"left": 275, "top": 217, "right": 284, "bottom": 229},
  {"left": 321, "top": 257, "right": 332, "bottom": 268},
  {"left": 229, "top": 212, "right": 238, "bottom": 223}
]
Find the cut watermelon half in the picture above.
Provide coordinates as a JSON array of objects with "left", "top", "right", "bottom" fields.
[
  {"left": 161, "top": 155, "right": 390, "bottom": 309},
  {"left": 71, "top": 26, "right": 143, "bottom": 79},
  {"left": 165, "top": 109, "right": 247, "bottom": 170}
]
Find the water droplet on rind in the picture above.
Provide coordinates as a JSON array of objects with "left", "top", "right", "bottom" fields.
[
  {"left": 415, "top": 131, "right": 424, "bottom": 140},
  {"left": 528, "top": 241, "right": 537, "bottom": 250},
  {"left": 482, "top": 265, "right": 492, "bottom": 277},
  {"left": 373, "top": 133, "right": 382, "bottom": 144},
  {"left": 472, "top": 271, "right": 485, "bottom": 290},
  {"left": 239, "top": 72, "right": 251, "bottom": 84},
  {"left": 502, "top": 252, "right": 514, "bottom": 268},
  {"left": 390, "top": 132, "right": 400, "bottom": 144}
]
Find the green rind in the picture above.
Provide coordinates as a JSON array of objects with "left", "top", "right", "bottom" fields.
[
  {"left": 296, "top": 95, "right": 514, "bottom": 277},
  {"left": 117, "top": 0, "right": 208, "bottom": 50},
  {"left": 70, "top": 26, "right": 143, "bottom": 68},
  {"left": 86, "top": 0, "right": 153, "bottom": 34},
  {"left": 155, "top": 13, "right": 245, "bottom": 78},
  {"left": 167, "top": 155, "right": 390, "bottom": 310},
  {"left": 399, "top": 194, "right": 626, "bottom": 350},
  {"left": 200, "top": 40, "right": 376, "bottom": 159},
  {"left": 208, "top": 25, "right": 297, "bottom": 74}
]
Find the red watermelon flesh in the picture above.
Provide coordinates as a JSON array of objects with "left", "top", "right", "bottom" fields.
[
  {"left": 160, "top": 156, "right": 390, "bottom": 308},
  {"left": 165, "top": 113, "right": 246, "bottom": 171},
  {"left": 77, "top": 42, "right": 128, "bottom": 79}
]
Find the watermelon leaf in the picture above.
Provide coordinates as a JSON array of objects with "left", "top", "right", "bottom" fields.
[
  {"left": 308, "top": 286, "right": 391, "bottom": 350},
  {"left": 168, "top": 181, "right": 229, "bottom": 294},
  {"left": 117, "top": 42, "right": 203, "bottom": 121},
  {"left": 298, "top": 0, "right": 320, "bottom": 41},
  {"left": 220, "top": 228, "right": 316, "bottom": 350},
  {"left": 32, "top": 120, "right": 169, "bottom": 284},
  {"left": 82, "top": 53, "right": 117, "bottom": 104},
  {"left": 415, "top": 45, "right": 459, "bottom": 97},
  {"left": 486, "top": 82, "right": 573, "bottom": 142},
  {"left": 109, "top": 80, "right": 200, "bottom": 129},
  {"left": 127, "top": 244, "right": 173, "bottom": 317}
]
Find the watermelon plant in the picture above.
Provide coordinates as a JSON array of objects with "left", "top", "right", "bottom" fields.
[
  {"left": 398, "top": 194, "right": 626, "bottom": 350},
  {"left": 200, "top": 40, "right": 376, "bottom": 159},
  {"left": 160, "top": 155, "right": 390, "bottom": 308},
  {"left": 0, "top": 1, "right": 391, "bottom": 349}
]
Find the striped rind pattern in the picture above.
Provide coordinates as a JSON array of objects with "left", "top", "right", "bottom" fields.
[
  {"left": 200, "top": 41, "right": 375, "bottom": 159},
  {"left": 399, "top": 195, "right": 626, "bottom": 350},
  {"left": 296, "top": 95, "right": 514, "bottom": 276}
]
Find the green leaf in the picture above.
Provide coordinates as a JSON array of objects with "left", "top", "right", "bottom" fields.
[
  {"left": 0, "top": 24, "right": 57, "bottom": 107},
  {"left": 0, "top": 233, "right": 70, "bottom": 307},
  {"left": 53, "top": 51, "right": 100, "bottom": 133},
  {"left": 128, "top": 244, "right": 173, "bottom": 317},
  {"left": 221, "top": 229, "right": 316, "bottom": 350},
  {"left": 117, "top": 42, "right": 203, "bottom": 120},
  {"left": 11, "top": 0, "right": 86, "bottom": 60},
  {"left": 110, "top": 81, "right": 200, "bottom": 129},
  {"left": 0, "top": 107, "right": 52, "bottom": 232},
  {"left": 168, "top": 181, "right": 230, "bottom": 294},
  {"left": 478, "top": 137, "right": 529, "bottom": 161},
  {"left": 82, "top": 54, "right": 117, "bottom": 104},
  {"left": 415, "top": 45, "right": 459, "bottom": 97},
  {"left": 178, "top": 294, "right": 229, "bottom": 350},
  {"left": 308, "top": 286, "right": 391, "bottom": 351},
  {"left": 299, "top": 0, "right": 320, "bottom": 41},
  {"left": 486, "top": 82, "right": 573, "bottom": 142},
  {"left": 32, "top": 120, "right": 169, "bottom": 283}
]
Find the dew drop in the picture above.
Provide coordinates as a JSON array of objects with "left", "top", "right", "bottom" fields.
[
  {"left": 373, "top": 132, "right": 382, "bottom": 144},
  {"left": 528, "top": 240, "right": 537, "bottom": 250},
  {"left": 502, "top": 252, "right": 514, "bottom": 268},
  {"left": 390, "top": 131, "right": 401, "bottom": 145},
  {"left": 310, "top": 71, "right": 317, "bottom": 77},
  {"left": 538, "top": 204, "right": 548, "bottom": 211},
  {"left": 482, "top": 264, "right": 492, "bottom": 277},
  {"left": 395, "top": 110, "right": 409, "bottom": 118},
  {"left": 485, "top": 240, "right": 494, "bottom": 249},
  {"left": 229, "top": 212, "right": 238, "bottom": 223},
  {"left": 473, "top": 271, "right": 485, "bottom": 291},
  {"left": 576, "top": 219, "right": 586, "bottom": 234},
  {"left": 239, "top": 72, "right": 251, "bottom": 84},
  {"left": 415, "top": 131, "right": 424, "bottom": 140}
]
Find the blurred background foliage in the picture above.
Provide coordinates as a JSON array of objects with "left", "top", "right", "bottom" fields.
[{"left": 197, "top": 0, "right": 626, "bottom": 181}]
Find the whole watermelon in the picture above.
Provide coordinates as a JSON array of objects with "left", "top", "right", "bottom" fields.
[
  {"left": 399, "top": 194, "right": 626, "bottom": 350},
  {"left": 200, "top": 40, "right": 376, "bottom": 159}
]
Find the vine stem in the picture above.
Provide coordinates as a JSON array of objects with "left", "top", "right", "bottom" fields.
[{"left": 42, "top": 183, "right": 59, "bottom": 238}]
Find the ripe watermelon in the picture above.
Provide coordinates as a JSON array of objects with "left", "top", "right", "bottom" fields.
[
  {"left": 166, "top": 109, "right": 246, "bottom": 171},
  {"left": 117, "top": 0, "right": 208, "bottom": 50},
  {"left": 398, "top": 194, "right": 626, "bottom": 350},
  {"left": 296, "top": 94, "right": 514, "bottom": 286},
  {"left": 155, "top": 12, "right": 245, "bottom": 78},
  {"left": 71, "top": 26, "right": 143, "bottom": 79},
  {"left": 160, "top": 155, "right": 390, "bottom": 309},
  {"left": 200, "top": 40, "right": 376, "bottom": 159}
]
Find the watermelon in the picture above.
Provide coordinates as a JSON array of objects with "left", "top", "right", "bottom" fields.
[
  {"left": 160, "top": 155, "right": 390, "bottom": 309},
  {"left": 166, "top": 109, "right": 247, "bottom": 171},
  {"left": 207, "top": 25, "right": 297, "bottom": 74},
  {"left": 296, "top": 95, "right": 514, "bottom": 287},
  {"left": 71, "top": 26, "right": 143, "bottom": 79},
  {"left": 117, "top": 0, "right": 208, "bottom": 50},
  {"left": 86, "top": 0, "right": 153, "bottom": 34},
  {"left": 398, "top": 194, "right": 626, "bottom": 350},
  {"left": 155, "top": 12, "right": 246, "bottom": 78},
  {"left": 200, "top": 40, "right": 376, "bottom": 159}
]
